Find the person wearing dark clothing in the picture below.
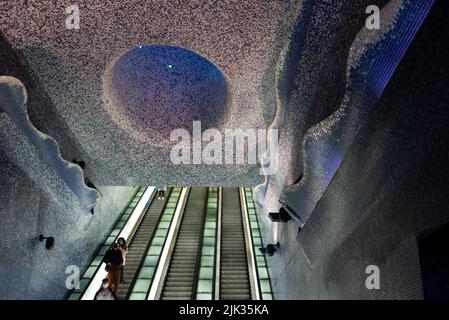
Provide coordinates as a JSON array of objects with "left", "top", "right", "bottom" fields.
[
  {"left": 117, "top": 237, "right": 128, "bottom": 284},
  {"left": 158, "top": 186, "right": 167, "bottom": 200},
  {"left": 103, "top": 244, "right": 123, "bottom": 294}
]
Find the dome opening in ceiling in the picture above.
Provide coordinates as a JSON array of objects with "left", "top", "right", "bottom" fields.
[{"left": 107, "top": 45, "right": 229, "bottom": 142}]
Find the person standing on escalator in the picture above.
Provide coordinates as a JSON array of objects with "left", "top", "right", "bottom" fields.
[
  {"left": 117, "top": 237, "right": 128, "bottom": 284},
  {"left": 103, "top": 243, "right": 123, "bottom": 295},
  {"left": 94, "top": 278, "right": 117, "bottom": 300},
  {"left": 158, "top": 186, "right": 167, "bottom": 200}
]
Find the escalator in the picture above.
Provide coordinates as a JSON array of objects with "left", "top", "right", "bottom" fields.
[
  {"left": 116, "top": 188, "right": 172, "bottom": 300},
  {"left": 75, "top": 186, "right": 270, "bottom": 301},
  {"left": 160, "top": 187, "right": 208, "bottom": 300},
  {"left": 220, "top": 187, "right": 251, "bottom": 300}
]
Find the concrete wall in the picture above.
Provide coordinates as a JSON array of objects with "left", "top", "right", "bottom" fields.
[
  {"left": 0, "top": 149, "right": 138, "bottom": 299},
  {"left": 264, "top": 0, "right": 449, "bottom": 299}
]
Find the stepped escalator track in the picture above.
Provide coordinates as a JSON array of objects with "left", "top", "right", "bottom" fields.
[
  {"left": 219, "top": 187, "right": 251, "bottom": 300},
  {"left": 160, "top": 187, "right": 208, "bottom": 300},
  {"left": 116, "top": 188, "right": 172, "bottom": 300}
]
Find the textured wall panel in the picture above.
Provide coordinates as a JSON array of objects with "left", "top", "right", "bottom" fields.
[
  {"left": 0, "top": 143, "right": 138, "bottom": 299},
  {"left": 265, "top": 0, "right": 449, "bottom": 299}
]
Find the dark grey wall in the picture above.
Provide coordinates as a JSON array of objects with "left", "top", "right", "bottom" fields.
[
  {"left": 0, "top": 153, "right": 138, "bottom": 299},
  {"left": 267, "top": 0, "right": 449, "bottom": 299}
]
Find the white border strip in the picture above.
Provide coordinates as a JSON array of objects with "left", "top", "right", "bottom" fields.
[
  {"left": 81, "top": 186, "right": 155, "bottom": 300},
  {"left": 118, "top": 187, "right": 156, "bottom": 241},
  {"left": 214, "top": 187, "right": 222, "bottom": 300},
  {"left": 147, "top": 187, "right": 189, "bottom": 300},
  {"left": 239, "top": 187, "right": 261, "bottom": 300}
]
